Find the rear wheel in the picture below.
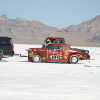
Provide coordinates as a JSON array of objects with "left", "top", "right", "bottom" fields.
[
  {"left": 0, "top": 53, "right": 2, "bottom": 60},
  {"left": 32, "top": 55, "right": 40, "bottom": 63},
  {"left": 69, "top": 55, "right": 79, "bottom": 64},
  {"left": 0, "top": 50, "right": 3, "bottom": 60}
]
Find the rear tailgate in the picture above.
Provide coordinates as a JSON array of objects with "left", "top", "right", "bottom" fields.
[{"left": 0, "top": 44, "right": 14, "bottom": 56}]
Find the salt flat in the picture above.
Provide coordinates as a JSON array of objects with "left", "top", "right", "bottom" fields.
[{"left": 0, "top": 44, "right": 100, "bottom": 100}]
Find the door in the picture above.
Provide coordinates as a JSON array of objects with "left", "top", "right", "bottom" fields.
[
  {"left": 48, "top": 45, "right": 63, "bottom": 61},
  {"left": 62, "top": 45, "right": 69, "bottom": 60}
]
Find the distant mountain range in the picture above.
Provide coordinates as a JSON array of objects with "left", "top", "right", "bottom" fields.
[{"left": 0, "top": 14, "right": 100, "bottom": 46}]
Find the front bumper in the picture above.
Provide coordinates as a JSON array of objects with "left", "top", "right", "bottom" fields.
[{"left": 87, "top": 55, "right": 90, "bottom": 59}]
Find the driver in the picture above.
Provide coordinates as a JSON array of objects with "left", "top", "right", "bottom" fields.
[{"left": 42, "top": 39, "right": 51, "bottom": 48}]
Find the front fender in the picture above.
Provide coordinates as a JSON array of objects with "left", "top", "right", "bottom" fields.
[{"left": 69, "top": 53, "right": 87, "bottom": 60}]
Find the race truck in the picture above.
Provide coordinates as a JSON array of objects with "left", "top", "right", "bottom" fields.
[{"left": 28, "top": 43, "right": 90, "bottom": 64}]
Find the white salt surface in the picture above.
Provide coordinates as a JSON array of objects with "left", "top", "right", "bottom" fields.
[{"left": 0, "top": 44, "right": 100, "bottom": 100}]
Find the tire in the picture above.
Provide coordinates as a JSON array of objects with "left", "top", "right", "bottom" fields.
[
  {"left": 0, "top": 50, "right": 3, "bottom": 60},
  {"left": 69, "top": 55, "right": 79, "bottom": 64},
  {"left": 0, "top": 53, "right": 2, "bottom": 60},
  {"left": 32, "top": 55, "right": 40, "bottom": 63}
]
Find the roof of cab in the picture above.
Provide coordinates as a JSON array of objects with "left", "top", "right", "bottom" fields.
[
  {"left": 0, "top": 36, "right": 12, "bottom": 39},
  {"left": 47, "top": 37, "right": 64, "bottom": 39}
]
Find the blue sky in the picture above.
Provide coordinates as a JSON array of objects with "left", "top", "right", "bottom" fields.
[{"left": 0, "top": 0, "right": 100, "bottom": 28}]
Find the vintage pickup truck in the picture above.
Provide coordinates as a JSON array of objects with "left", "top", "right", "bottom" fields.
[{"left": 28, "top": 43, "right": 90, "bottom": 64}]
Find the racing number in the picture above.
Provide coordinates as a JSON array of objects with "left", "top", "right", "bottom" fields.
[{"left": 50, "top": 55, "right": 61, "bottom": 60}]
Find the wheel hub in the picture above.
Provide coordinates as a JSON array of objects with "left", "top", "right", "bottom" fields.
[
  {"left": 71, "top": 57, "right": 77, "bottom": 63},
  {"left": 33, "top": 56, "right": 40, "bottom": 62}
]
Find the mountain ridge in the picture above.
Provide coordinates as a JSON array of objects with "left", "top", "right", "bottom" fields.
[{"left": 0, "top": 14, "right": 100, "bottom": 46}]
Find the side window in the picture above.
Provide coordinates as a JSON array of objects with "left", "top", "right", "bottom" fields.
[
  {"left": 51, "top": 45, "right": 62, "bottom": 49},
  {"left": 57, "top": 40, "right": 63, "bottom": 43},
  {"left": 62, "top": 45, "right": 69, "bottom": 49},
  {"left": 59, "top": 40, "right": 64, "bottom": 43},
  {"left": 57, "top": 45, "right": 62, "bottom": 49},
  {"left": 57, "top": 40, "right": 61, "bottom": 43},
  {"left": 56, "top": 39, "right": 65, "bottom": 43},
  {"left": 51, "top": 45, "right": 57, "bottom": 49}
]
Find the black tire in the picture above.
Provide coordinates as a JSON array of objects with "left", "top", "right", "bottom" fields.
[
  {"left": 69, "top": 55, "right": 79, "bottom": 64},
  {"left": 0, "top": 53, "right": 2, "bottom": 60},
  {"left": 0, "top": 50, "right": 3, "bottom": 60},
  {"left": 32, "top": 55, "right": 41, "bottom": 63}
]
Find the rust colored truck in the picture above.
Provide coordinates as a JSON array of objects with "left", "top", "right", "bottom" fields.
[{"left": 28, "top": 43, "right": 90, "bottom": 64}]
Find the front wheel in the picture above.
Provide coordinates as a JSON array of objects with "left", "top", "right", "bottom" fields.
[
  {"left": 32, "top": 55, "right": 41, "bottom": 63},
  {"left": 69, "top": 55, "right": 79, "bottom": 64}
]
